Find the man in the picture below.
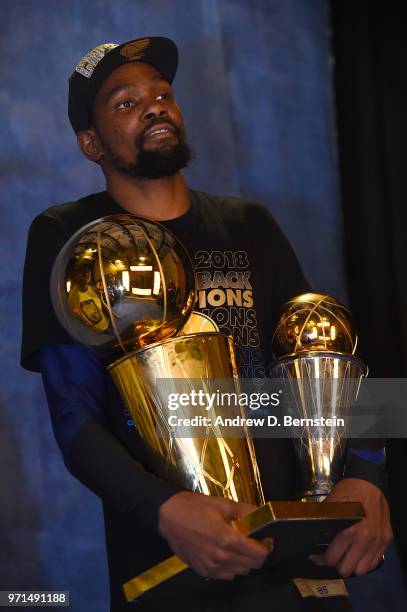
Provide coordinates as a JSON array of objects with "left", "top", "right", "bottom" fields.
[
  {"left": 21, "top": 37, "right": 392, "bottom": 611},
  {"left": 68, "top": 264, "right": 110, "bottom": 332}
]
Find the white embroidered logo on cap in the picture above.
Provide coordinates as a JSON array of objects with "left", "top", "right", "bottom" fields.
[{"left": 75, "top": 43, "right": 118, "bottom": 78}]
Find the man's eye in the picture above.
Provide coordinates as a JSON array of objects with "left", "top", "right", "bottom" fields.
[
  {"left": 157, "top": 93, "right": 170, "bottom": 101},
  {"left": 117, "top": 100, "right": 135, "bottom": 109}
]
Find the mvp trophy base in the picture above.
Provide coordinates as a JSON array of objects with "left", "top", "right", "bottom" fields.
[{"left": 123, "top": 500, "right": 364, "bottom": 603}]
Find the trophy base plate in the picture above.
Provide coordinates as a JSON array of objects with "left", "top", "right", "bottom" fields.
[
  {"left": 235, "top": 500, "right": 363, "bottom": 562},
  {"left": 123, "top": 500, "right": 364, "bottom": 602}
]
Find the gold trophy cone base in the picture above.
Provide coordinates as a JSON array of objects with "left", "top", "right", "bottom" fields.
[{"left": 123, "top": 500, "right": 364, "bottom": 602}]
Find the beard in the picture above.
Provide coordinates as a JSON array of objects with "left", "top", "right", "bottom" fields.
[{"left": 103, "top": 121, "right": 193, "bottom": 179}]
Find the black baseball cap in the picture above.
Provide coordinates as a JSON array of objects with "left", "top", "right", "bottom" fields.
[{"left": 68, "top": 36, "right": 178, "bottom": 134}]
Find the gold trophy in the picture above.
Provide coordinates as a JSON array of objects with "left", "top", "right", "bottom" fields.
[
  {"left": 270, "top": 293, "right": 368, "bottom": 501},
  {"left": 51, "top": 219, "right": 364, "bottom": 602},
  {"left": 51, "top": 214, "right": 264, "bottom": 598},
  {"left": 51, "top": 215, "right": 263, "bottom": 508}
]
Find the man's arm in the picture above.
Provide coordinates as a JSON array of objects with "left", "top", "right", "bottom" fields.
[
  {"left": 40, "top": 344, "right": 181, "bottom": 528},
  {"left": 41, "top": 344, "right": 272, "bottom": 578}
]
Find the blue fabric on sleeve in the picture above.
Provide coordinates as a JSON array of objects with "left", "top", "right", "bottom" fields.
[
  {"left": 347, "top": 448, "right": 386, "bottom": 465},
  {"left": 344, "top": 447, "right": 387, "bottom": 494},
  {"left": 40, "top": 344, "right": 183, "bottom": 523},
  {"left": 40, "top": 344, "right": 108, "bottom": 461}
]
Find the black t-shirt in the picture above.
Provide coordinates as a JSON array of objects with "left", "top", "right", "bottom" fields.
[
  {"left": 21, "top": 189, "right": 309, "bottom": 373},
  {"left": 22, "top": 188, "right": 310, "bottom": 492},
  {"left": 20, "top": 190, "right": 330, "bottom": 608}
]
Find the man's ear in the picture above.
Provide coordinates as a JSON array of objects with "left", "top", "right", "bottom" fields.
[{"left": 77, "top": 128, "right": 104, "bottom": 163}]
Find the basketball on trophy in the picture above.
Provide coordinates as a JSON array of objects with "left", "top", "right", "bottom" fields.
[
  {"left": 271, "top": 292, "right": 358, "bottom": 358},
  {"left": 50, "top": 214, "right": 196, "bottom": 360}
]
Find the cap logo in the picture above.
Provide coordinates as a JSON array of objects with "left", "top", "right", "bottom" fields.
[
  {"left": 120, "top": 38, "right": 150, "bottom": 62},
  {"left": 75, "top": 43, "right": 118, "bottom": 78}
]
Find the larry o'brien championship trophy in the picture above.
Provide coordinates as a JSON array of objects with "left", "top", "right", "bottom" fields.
[{"left": 51, "top": 216, "right": 365, "bottom": 603}]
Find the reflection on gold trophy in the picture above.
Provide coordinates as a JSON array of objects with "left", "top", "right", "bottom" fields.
[
  {"left": 52, "top": 214, "right": 197, "bottom": 354},
  {"left": 51, "top": 220, "right": 365, "bottom": 603},
  {"left": 68, "top": 264, "right": 110, "bottom": 333},
  {"left": 110, "top": 333, "right": 263, "bottom": 504}
]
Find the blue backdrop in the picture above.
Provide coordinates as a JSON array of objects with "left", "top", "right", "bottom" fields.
[{"left": 1, "top": 1, "right": 405, "bottom": 610}]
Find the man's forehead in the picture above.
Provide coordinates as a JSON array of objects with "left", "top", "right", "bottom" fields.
[
  {"left": 92, "top": 63, "right": 170, "bottom": 111},
  {"left": 98, "top": 62, "right": 167, "bottom": 96}
]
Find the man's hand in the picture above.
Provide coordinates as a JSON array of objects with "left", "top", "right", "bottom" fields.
[
  {"left": 158, "top": 491, "right": 273, "bottom": 580},
  {"left": 310, "top": 478, "right": 393, "bottom": 576}
]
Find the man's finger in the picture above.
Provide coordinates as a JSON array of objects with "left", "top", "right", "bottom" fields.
[
  {"left": 223, "top": 531, "right": 271, "bottom": 566},
  {"left": 309, "top": 526, "right": 354, "bottom": 567},
  {"left": 216, "top": 498, "right": 256, "bottom": 521},
  {"left": 212, "top": 572, "right": 236, "bottom": 581},
  {"left": 353, "top": 545, "right": 385, "bottom": 577},
  {"left": 335, "top": 530, "right": 380, "bottom": 576},
  {"left": 369, "top": 553, "right": 384, "bottom": 573},
  {"left": 261, "top": 537, "right": 274, "bottom": 552},
  {"left": 216, "top": 560, "right": 252, "bottom": 576},
  {"left": 211, "top": 548, "right": 262, "bottom": 572}
]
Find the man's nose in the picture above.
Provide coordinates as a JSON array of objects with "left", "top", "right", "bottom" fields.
[{"left": 141, "top": 100, "right": 168, "bottom": 122}]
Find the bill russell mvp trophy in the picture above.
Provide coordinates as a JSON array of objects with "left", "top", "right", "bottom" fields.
[
  {"left": 51, "top": 217, "right": 366, "bottom": 602},
  {"left": 270, "top": 293, "right": 369, "bottom": 502}
]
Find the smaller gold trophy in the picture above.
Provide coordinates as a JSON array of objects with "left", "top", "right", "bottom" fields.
[{"left": 270, "top": 293, "right": 368, "bottom": 501}]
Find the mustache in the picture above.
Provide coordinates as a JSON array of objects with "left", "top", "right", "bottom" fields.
[{"left": 136, "top": 118, "right": 183, "bottom": 146}]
